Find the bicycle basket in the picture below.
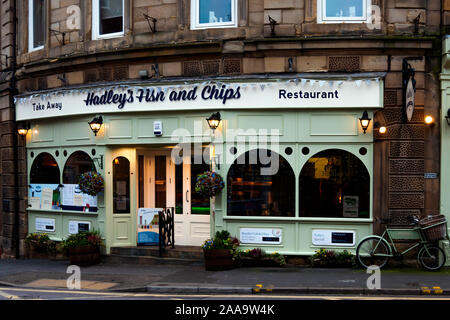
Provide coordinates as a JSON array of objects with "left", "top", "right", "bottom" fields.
[{"left": 419, "top": 215, "right": 448, "bottom": 241}]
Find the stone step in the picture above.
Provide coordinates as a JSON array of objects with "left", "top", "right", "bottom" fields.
[
  {"left": 104, "top": 254, "right": 204, "bottom": 266},
  {"left": 109, "top": 245, "right": 204, "bottom": 261}
]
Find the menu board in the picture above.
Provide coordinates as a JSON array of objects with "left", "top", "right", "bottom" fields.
[
  {"left": 137, "top": 208, "right": 162, "bottom": 245},
  {"left": 28, "top": 184, "right": 60, "bottom": 210},
  {"left": 61, "top": 184, "right": 97, "bottom": 211}
]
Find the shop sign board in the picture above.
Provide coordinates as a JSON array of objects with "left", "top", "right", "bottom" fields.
[
  {"left": 16, "top": 79, "right": 383, "bottom": 121},
  {"left": 240, "top": 228, "right": 282, "bottom": 245},
  {"left": 36, "top": 217, "right": 55, "bottom": 232},
  {"left": 312, "top": 229, "right": 355, "bottom": 247},
  {"left": 343, "top": 196, "right": 359, "bottom": 218}
]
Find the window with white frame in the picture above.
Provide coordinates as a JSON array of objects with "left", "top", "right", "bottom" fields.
[
  {"left": 92, "top": 0, "right": 124, "bottom": 40},
  {"left": 28, "top": 0, "right": 46, "bottom": 52},
  {"left": 317, "top": 0, "right": 371, "bottom": 24},
  {"left": 191, "top": 0, "right": 237, "bottom": 30}
]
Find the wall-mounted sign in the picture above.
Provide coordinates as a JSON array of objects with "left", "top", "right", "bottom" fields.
[
  {"left": 68, "top": 221, "right": 91, "bottom": 234},
  {"left": 36, "top": 217, "right": 55, "bottom": 232},
  {"left": 312, "top": 229, "right": 355, "bottom": 247},
  {"left": 153, "top": 121, "right": 163, "bottom": 136},
  {"left": 16, "top": 79, "right": 383, "bottom": 121},
  {"left": 240, "top": 228, "right": 282, "bottom": 245},
  {"left": 343, "top": 196, "right": 359, "bottom": 218},
  {"left": 424, "top": 173, "right": 438, "bottom": 179}
]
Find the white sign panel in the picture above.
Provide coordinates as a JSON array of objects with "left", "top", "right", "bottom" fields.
[
  {"left": 312, "top": 229, "right": 355, "bottom": 247},
  {"left": 68, "top": 221, "right": 91, "bottom": 234},
  {"left": 240, "top": 228, "right": 282, "bottom": 245},
  {"left": 343, "top": 196, "right": 359, "bottom": 218},
  {"left": 35, "top": 218, "right": 55, "bottom": 232},
  {"left": 16, "top": 80, "right": 383, "bottom": 121}
]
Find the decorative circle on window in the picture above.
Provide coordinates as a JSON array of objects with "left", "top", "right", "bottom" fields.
[
  {"left": 30, "top": 152, "right": 60, "bottom": 184},
  {"left": 63, "top": 150, "right": 67, "bottom": 157},
  {"left": 63, "top": 151, "right": 96, "bottom": 184},
  {"left": 92, "top": 149, "right": 96, "bottom": 156},
  {"left": 302, "top": 147, "right": 310, "bottom": 155},
  {"left": 229, "top": 147, "right": 237, "bottom": 155},
  {"left": 285, "top": 147, "right": 293, "bottom": 155},
  {"left": 299, "top": 149, "right": 370, "bottom": 219},
  {"left": 227, "top": 149, "right": 295, "bottom": 217},
  {"left": 55, "top": 150, "right": 59, "bottom": 157},
  {"left": 359, "top": 147, "right": 367, "bottom": 155},
  {"left": 30, "top": 152, "right": 34, "bottom": 158}
]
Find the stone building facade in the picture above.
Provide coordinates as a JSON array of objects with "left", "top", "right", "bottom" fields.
[{"left": 0, "top": 0, "right": 445, "bottom": 257}]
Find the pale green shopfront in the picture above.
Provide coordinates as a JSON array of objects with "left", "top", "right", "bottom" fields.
[{"left": 17, "top": 75, "right": 384, "bottom": 255}]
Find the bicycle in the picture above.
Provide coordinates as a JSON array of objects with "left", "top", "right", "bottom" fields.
[{"left": 356, "top": 215, "right": 448, "bottom": 271}]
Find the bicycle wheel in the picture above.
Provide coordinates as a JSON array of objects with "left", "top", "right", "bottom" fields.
[
  {"left": 418, "top": 246, "right": 446, "bottom": 271},
  {"left": 356, "top": 237, "right": 391, "bottom": 269}
]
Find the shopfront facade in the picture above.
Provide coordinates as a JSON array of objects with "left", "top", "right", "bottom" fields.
[{"left": 17, "top": 76, "right": 383, "bottom": 254}]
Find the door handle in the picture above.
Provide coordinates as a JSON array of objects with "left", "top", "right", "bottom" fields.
[{"left": 186, "top": 190, "right": 189, "bottom": 203}]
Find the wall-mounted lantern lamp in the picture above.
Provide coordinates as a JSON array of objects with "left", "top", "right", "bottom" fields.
[
  {"left": 88, "top": 115, "right": 103, "bottom": 136},
  {"left": 17, "top": 122, "right": 30, "bottom": 137},
  {"left": 359, "top": 110, "right": 371, "bottom": 134},
  {"left": 424, "top": 115, "right": 435, "bottom": 126},
  {"left": 206, "top": 112, "right": 221, "bottom": 132}
]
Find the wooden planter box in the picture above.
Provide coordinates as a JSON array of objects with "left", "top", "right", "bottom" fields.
[
  {"left": 68, "top": 245, "right": 101, "bottom": 266},
  {"left": 204, "top": 249, "right": 235, "bottom": 271}
]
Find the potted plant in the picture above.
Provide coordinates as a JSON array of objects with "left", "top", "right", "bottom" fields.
[
  {"left": 195, "top": 171, "right": 225, "bottom": 198},
  {"left": 202, "top": 230, "right": 239, "bottom": 271},
  {"left": 236, "top": 248, "right": 286, "bottom": 267},
  {"left": 61, "top": 230, "right": 103, "bottom": 266},
  {"left": 78, "top": 171, "right": 104, "bottom": 196},
  {"left": 25, "top": 233, "right": 50, "bottom": 258},
  {"left": 310, "top": 248, "right": 355, "bottom": 268}
]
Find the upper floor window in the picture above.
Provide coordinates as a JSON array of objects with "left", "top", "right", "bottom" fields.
[
  {"left": 317, "top": 0, "right": 371, "bottom": 24},
  {"left": 29, "top": 0, "right": 46, "bottom": 52},
  {"left": 191, "top": 0, "right": 237, "bottom": 30},
  {"left": 92, "top": 0, "right": 124, "bottom": 40}
]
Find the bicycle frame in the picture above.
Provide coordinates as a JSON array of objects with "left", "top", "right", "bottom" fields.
[{"left": 375, "top": 225, "right": 433, "bottom": 258}]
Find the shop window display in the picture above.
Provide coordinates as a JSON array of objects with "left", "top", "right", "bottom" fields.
[
  {"left": 299, "top": 149, "right": 370, "bottom": 218},
  {"left": 29, "top": 152, "right": 61, "bottom": 210},
  {"left": 61, "top": 151, "right": 98, "bottom": 212},
  {"left": 227, "top": 149, "right": 295, "bottom": 217}
]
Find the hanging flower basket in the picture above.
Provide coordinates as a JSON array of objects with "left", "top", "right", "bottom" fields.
[
  {"left": 78, "top": 171, "right": 104, "bottom": 196},
  {"left": 195, "top": 171, "right": 225, "bottom": 198}
]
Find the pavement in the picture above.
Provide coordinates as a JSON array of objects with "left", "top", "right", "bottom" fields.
[{"left": 1, "top": 258, "right": 450, "bottom": 296}]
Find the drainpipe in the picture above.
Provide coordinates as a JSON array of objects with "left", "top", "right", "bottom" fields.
[{"left": 10, "top": 0, "right": 19, "bottom": 259}]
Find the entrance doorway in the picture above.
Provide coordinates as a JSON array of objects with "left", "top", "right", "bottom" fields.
[{"left": 137, "top": 148, "right": 211, "bottom": 246}]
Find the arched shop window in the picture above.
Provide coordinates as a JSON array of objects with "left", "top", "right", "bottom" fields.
[
  {"left": 299, "top": 149, "right": 370, "bottom": 218},
  {"left": 30, "top": 152, "right": 60, "bottom": 184},
  {"left": 63, "top": 151, "right": 96, "bottom": 184},
  {"left": 29, "top": 152, "right": 60, "bottom": 210},
  {"left": 60, "top": 151, "right": 98, "bottom": 212},
  {"left": 227, "top": 149, "right": 295, "bottom": 217},
  {"left": 113, "top": 156, "right": 130, "bottom": 214}
]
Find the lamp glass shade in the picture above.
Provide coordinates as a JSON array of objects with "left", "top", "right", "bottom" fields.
[
  {"left": 88, "top": 116, "right": 103, "bottom": 136},
  {"left": 17, "top": 128, "right": 29, "bottom": 136},
  {"left": 359, "top": 111, "right": 371, "bottom": 134}
]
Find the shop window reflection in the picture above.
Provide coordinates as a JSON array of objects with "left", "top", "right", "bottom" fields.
[
  {"left": 113, "top": 156, "right": 130, "bottom": 214},
  {"left": 63, "top": 151, "right": 96, "bottom": 184},
  {"left": 227, "top": 149, "right": 295, "bottom": 217},
  {"left": 30, "top": 152, "right": 60, "bottom": 184},
  {"left": 299, "top": 149, "right": 370, "bottom": 218}
]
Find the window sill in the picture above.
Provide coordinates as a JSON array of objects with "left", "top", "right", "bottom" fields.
[
  {"left": 27, "top": 208, "right": 99, "bottom": 216},
  {"left": 92, "top": 32, "right": 125, "bottom": 41},
  {"left": 223, "top": 216, "right": 373, "bottom": 223}
]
